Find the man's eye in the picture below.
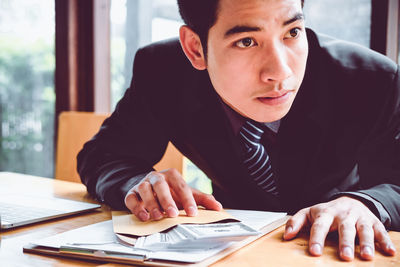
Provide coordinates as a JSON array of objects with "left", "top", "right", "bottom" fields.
[
  {"left": 235, "top": 37, "right": 257, "bottom": 48},
  {"left": 284, "top": 28, "right": 302, "bottom": 39}
]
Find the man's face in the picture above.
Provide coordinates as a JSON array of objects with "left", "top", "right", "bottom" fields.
[{"left": 206, "top": 0, "right": 308, "bottom": 122}]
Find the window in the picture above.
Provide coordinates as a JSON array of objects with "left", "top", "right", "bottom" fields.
[
  {"left": 110, "top": 0, "right": 182, "bottom": 108},
  {"left": 1, "top": 1, "right": 394, "bottom": 180},
  {"left": 303, "top": 0, "right": 372, "bottom": 48},
  {"left": 0, "top": 0, "right": 55, "bottom": 177}
]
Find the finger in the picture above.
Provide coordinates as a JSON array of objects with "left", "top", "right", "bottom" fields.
[
  {"left": 284, "top": 208, "right": 309, "bottom": 240},
  {"left": 309, "top": 213, "right": 334, "bottom": 256},
  {"left": 148, "top": 173, "right": 179, "bottom": 218},
  {"left": 338, "top": 219, "right": 357, "bottom": 261},
  {"left": 136, "top": 180, "right": 164, "bottom": 220},
  {"left": 373, "top": 222, "right": 396, "bottom": 256},
  {"left": 166, "top": 170, "right": 198, "bottom": 217},
  {"left": 192, "top": 189, "right": 222, "bottom": 211},
  {"left": 124, "top": 191, "right": 149, "bottom": 221},
  {"left": 356, "top": 220, "right": 374, "bottom": 260}
]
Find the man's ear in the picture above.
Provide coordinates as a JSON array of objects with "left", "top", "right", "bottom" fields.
[{"left": 179, "top": 26, "right": 206, "bottom": 70}]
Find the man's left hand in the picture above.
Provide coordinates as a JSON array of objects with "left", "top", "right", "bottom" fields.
[{"left": 283, "top": 196, "right": 396, "bottom": 261}]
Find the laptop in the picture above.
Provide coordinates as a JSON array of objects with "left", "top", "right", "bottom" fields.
[{"left": 0, "top": 194, "right": 101, "bottom": 229}]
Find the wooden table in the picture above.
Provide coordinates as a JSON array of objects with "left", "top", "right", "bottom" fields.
[{"left": 1, "top": 172, "right": 399, "bottom": 266}]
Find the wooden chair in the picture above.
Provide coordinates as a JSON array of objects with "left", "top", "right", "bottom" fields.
[{"left": 55, "top": 111, "right": 184, "bottom": 183}]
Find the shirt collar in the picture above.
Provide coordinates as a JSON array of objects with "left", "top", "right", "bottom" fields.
[{"left": 219, "top": 98, "right": 280, "bottom": 136}]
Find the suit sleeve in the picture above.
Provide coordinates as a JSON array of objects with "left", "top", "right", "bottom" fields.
[
  {"left": 349, "top": 65, "right": 400, "bottom": 230},
  {"left": 77, "top": 47, "right": 170, "bottom": 209}
]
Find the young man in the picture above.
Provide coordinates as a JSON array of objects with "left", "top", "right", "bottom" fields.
[{"left": 78, "top": 0, "right": 399, "bottom": 261}]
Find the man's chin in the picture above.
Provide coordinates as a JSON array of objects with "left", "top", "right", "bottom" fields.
[{"left": 245, "top": 104, "right": 292, "bottom": 123}]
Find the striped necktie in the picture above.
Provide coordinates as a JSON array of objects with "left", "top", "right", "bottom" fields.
[{"left": 239, "top": 121, "right": 278, "bottom": 196}]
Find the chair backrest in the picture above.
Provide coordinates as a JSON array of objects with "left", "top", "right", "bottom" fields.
[{"left": 55, "top": 111, "right": 184, "bottom": 183}]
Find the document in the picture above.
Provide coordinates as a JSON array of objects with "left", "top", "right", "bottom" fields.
[
  {"left": 134, "top": 222, "right": 260, "bottom": 250},
  {"left": 25, "top": 209, "right": 288, "bottom": 266}
]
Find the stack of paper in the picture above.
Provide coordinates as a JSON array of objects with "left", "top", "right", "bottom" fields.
[
  {"left": 25, "top": 209, "right": 288, "bottom": 266},
  {"left": 135, "top": 222, "right": 260, "bottom": 250}
]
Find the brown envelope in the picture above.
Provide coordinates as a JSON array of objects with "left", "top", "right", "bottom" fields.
[{"left": 112, "top": 209, "right": 237, "bottom": 236}]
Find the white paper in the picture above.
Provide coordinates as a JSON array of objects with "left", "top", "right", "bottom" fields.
[
  {"left": 226, "top": 209, "right": 287, "bottom": 231},
  {"left": 135, "top": 222, "right": 259, "bottom": 250},
  {"left": 31, "top": 209, "right": 287, "bottom": 264}
]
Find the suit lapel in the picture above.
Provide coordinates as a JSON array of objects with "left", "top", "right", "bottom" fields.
[
  {"left": 182, "top": 70, "right": 244, "bottom": 188},
  {"left": 276, "top": 41, "right": 331, "bottom": 210},
  {"left": 277, "top": 100, "right": 324, "bottom": 209}
]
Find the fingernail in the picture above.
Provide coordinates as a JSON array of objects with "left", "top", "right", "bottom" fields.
[
  {"left": 188, "top": 205, "right": 198, "bottom": 216},
  {"left": 310, "top": 244, "right": 322, "bottom": 255},
  {"left": 388, "top": 244, "right": 396, "bottom": 252},
  {"left": 167, "top": 206, "right": 179, "bottom": 217},
  {"left": 362, "top": 246, "right": 373, "bottom": 257},
  {"left": 139, "top": 211, "right": 149, "bottom": 221},
  {"left": 342, "top": 246, "right": 353, "bottom": 259},
  {"left": 151, "top": 209, "right": 163, "bottom": 220}
]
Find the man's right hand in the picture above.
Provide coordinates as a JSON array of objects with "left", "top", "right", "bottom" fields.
[{"left": 124, "top": 168, "right": 223, "bottom": 221}]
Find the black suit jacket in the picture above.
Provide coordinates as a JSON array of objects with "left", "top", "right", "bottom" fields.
[{"left": 77, "top": 29, "right": 400, "bottom": 230}]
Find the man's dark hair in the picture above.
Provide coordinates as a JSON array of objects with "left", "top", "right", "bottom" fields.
[
  {"left": 177, "top": 0, "right": 219, "bottom": 58},
  {"left": 177, "top": 0, "right": 305, "bottom": 58}
]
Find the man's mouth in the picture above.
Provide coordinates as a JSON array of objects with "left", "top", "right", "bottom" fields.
[{"left": 257, "top": 91, "right": 292, "bottom": 105}]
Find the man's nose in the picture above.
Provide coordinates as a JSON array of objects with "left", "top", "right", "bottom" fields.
[{"left": 259, "top": 43, "right": 293, "bottom": 83}]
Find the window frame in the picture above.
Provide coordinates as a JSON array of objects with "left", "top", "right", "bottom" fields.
[
  {"left": 55, "top": 0, "right": 111, "bottom": 120},
  {"left": 386, "top": 0, "right": 400, "bottom": 62}
]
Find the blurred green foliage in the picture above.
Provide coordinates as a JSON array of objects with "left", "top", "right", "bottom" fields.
[
  {"left": 0, "top": 37, "right": 55, "bottom": 177},
  {"left": 184, "top": 158, "right": 212, "bottom": 194}
]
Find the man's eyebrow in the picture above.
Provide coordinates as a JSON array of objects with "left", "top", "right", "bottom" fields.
[
  {"left": 224, "top": 25, "right": 261, "bottom": 38},
  {"left": 283, "top": 12, "right": 305, "bottom": 26},
  {"left": 224, "top": 13, "right": 305, "bottom": 39}
]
